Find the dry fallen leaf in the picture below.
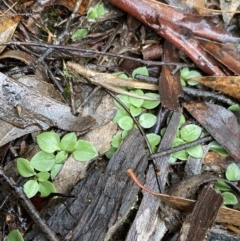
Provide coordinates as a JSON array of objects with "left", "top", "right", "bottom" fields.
[
  {"left": 219, "top": 0, "right": 240, "bottom": 25},
  {"left": 0, "top": 16, "right": 20, "bottom": 53},
  {"left": 183, "top": 101, "right": 240, "bottom": 162},
  {"left": 44, "top": 0, "right": 90, "bottom": 14},
  {"left": 186, "top": 75, "right": 240, "bottom": 100},
  {"left": 199, "top": 39, "right": 240, "bottom": 75}
]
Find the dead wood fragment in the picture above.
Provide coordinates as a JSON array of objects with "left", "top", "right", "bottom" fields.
[
  {"left": 24, "top": 129, "right": 148, "bottom": 241},
  {"left": 0, "top": 73, "right": 95, "bottom": 133},
  {"left": 126, "top": 111, "right": 182, "bottom": 240},
  {"left": 159, "top": 41, "right": 183, "bottom": 111},
  {"left": 177, "top": 185, "right": 223, "bottom": 241},
  {"left": 206, "top": 226, "right": 240, "bottom": 241}
]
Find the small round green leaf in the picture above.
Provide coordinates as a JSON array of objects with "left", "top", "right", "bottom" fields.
[
  {"left": 30, "top": 151, "right": 55, "bottom": 172},
  {"left": 180, "top": 67, "right": 189, "bottom": 79},
  {"left": 186, "top": 144, "right": 203, "bottom": 158},
  {"left": 142, "top": 93, "right": 160, "bottom": 109},
  {"left": 71, "top": 28, "right": 88, "bottom": 40},
  {"left": 222, "top": 192, "right": 238, "bottom": 205},
  {"left": 88, "top": 4, "right": 105, "bottom": 20},
  {"left": 17, "top": 158, "right": 35, "bottom": 177},
  {"left": 168, "top": 155, "right": 177, "bottom": 164},
  {"left": 171, "top": 138, "right": 188, "bottom": 160},
  {"left": 113, "top": 109, "right": 129, "bottom": 123},
  {"left": 39, "top": 181, "right": 56, "bottom": 197},
  {"left": 132, "top": 66, "right": 149, "bottom": 78},
  {"left": 180, "top": 124, "right": 202, "bottom": 142},
  {"left": 117, "top": 73, "right": 129, "bottom": 79},
  {"left": 146, "top": 133, "right": 161, "bottom": 147},
  {"left": 130, "top": 105, "right": 142, "bottom": 117},
  {"left": 172, "top": 150, "right": 188, "bottom": 161},
  {"left": 172, "top": 138, "right": 186, "bottom": 147},
  {"left": 178, "top": 114, "right": 186, "bottom": 128},
  {"left": 96, "top": 3, "right": 105, "bottom": 17},
  {"left": 73, "top": 140, "right": 98, "bottom": 162},
  {"left": 180, "top": 78, "right": 186, "bottom": 86},
  {"left": 7, "top": 229, "right": 24, "bottom": 241},
  {"left": 111, "top": 134, "right": 122, "bottom": 148},
  {"left": 51, "top": 164, "right": 63, "bottom": 180},
  {"left": 23, "top": 180, "right": 39, "bottom": 198},
  {"left": 186, "top": 70, "right": 202, "bottom": 86},
  {"left": 105, "top": 146, "right": 117, "bottom": 159},
  {"left": 60, "top": 132, "right": 77, "bottom": 152},
  {"left": 55, "top": 151, "right": 68, "bottom": 164},
  {"left": 228, "top": 104, "right": 240, "bottom": 111},
  {"left": 115, "top": 95, "right": 131, "bottom": 109},
  {"left": 37, "top": 132, "right": 61, "bottom": 153},
  {"left": 214, "top": 180, "right": 232, "bottom": 192},
  {"left": 226, "top": 163, "right": 240, "bottom": 181},
  {"left": 139, "top": 113, "right": 157, "bottom": 129},
  {"left": 209, "top": 141, "right": 228, "bottom": 157},
  {"left": 36, "top": 172, "right": 50, "bottom": 182},
  {"left": 117, "top": 116, "right": 134, "bottom": 130},
  {"left": 122, "top": 130, "right": 129, "bottom": 139},
  {"left": 129, "top": 89, "right": 144, "bottom": 108}
]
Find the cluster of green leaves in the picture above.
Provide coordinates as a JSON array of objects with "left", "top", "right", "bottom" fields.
[
  {"left": 17, "top": 132, "right": 98, "bottom": 198},
  {"left": 106, "top": 67, "right": 161, "bottom": 158},
  {"left": 71, "top": 28, "right": 88, "bottom": 41},
  {"left": 180, "top": 67, "right": 202, "bottom": 86},
  {"left": 71, "top": 3, "right": 106, "bottom": 41},
  {"left": 168, "top": 115, "right": 204, "bottom": 163},
  {"left": 215, "top": 163, "right": 240, "bottom": 205},
  {"left": 87, "top": 3, "right": 105, "bottom": 20}
]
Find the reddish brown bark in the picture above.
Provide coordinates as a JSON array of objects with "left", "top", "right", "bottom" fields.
[{"left": 108, "top": 0, "right": 227, "bottom": 75}]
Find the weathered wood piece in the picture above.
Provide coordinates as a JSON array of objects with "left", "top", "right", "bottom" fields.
[
  {"left": 126, "top": 111, "right": 181, "bottom": 241},
  {"left": 206, "top": 226, "right": 240, "bottom": 241},
  {"left": 178, "top": 185, "right": 223, "bottom": 241},
  {"left": 159, "top": 41, "right": 183, "bottom": 111},
  {"left": 24, "top": 129, "right": 148, "bottom": 241}
]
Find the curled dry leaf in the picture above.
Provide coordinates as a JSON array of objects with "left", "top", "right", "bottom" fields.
[
  {"left": 0, "top": 15, "right": 20, "bottom": 53},
  {"left": 127, "top": 169, "right": 240, "bottom": 226}
]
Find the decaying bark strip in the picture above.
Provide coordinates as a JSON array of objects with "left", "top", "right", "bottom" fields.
[
  {"left": 125, "top": 111, "right": 182, "bottom": 241},
  {"left": 178, "top": 185, "right": 223, "bottom": 241}
]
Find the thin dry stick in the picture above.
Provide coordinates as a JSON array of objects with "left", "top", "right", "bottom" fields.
[
  {"left": 106, "top": 90, "right": 153, "bottom": 153},
  {"left": 150, "top": 135, "right": 213, "bottom": 159},
  {"left": 0, "top": 41, "right": 194, "bottom": 68}
]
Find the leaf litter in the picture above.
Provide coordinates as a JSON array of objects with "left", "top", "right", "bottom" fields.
[{"left": 1, "top": 0, "right": 240, "bottom": 240}]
